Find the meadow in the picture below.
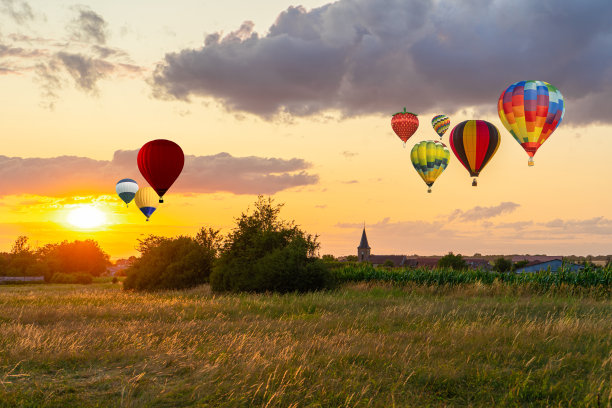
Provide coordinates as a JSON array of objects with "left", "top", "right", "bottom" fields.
[{"left": 0, "top": 279, "right": 610, "bottom": 407}]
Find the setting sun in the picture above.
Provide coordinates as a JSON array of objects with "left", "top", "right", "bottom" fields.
[{"left": 67, "top": 206, "right": 107, "bottom": 229}]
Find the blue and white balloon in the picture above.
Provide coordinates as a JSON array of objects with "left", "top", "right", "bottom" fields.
[{"left": 116, "top": 179, "right": 139, "bottom": 207}]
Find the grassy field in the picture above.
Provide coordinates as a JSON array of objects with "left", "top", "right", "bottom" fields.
[{"left": 0, "top": 281, "right": 610, "bottom": 407}]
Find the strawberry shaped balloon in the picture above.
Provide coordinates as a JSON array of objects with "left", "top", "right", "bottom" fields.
[{"left": 391, "top": 108, "right": 419, "bottom": 147}]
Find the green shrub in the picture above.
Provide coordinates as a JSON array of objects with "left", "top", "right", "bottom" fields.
[
  {"left": 123, "top": 228, "right": 220, "bottom": 291},
  {"left": 438, "top": 252, "right": 468, "bottom": 270},
  {"left": 210, "top": 196, "right": 331, "bottom": 293},
  {"left": 493, "top": 257, "right": 513, "bottom": 272}
]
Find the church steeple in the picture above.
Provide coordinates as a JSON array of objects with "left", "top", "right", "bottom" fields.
[{"left": 357, "top": 226, "right": 371, "bottom": 262}]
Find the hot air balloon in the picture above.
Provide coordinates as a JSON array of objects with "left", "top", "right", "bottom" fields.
[
  {"left": 115, "top": 179, "right": 138, "bottom": 207},
  {"left": 134, "top": 186, "right": 158, "bottom": 221},
  {"left": 498, "top": 80, "right": 565, "bottom": 166},
  {"left": 137, "top": 139, "right": 184, "bottom": 203},
  {"left": 410, "top": 140, "right": 450, "bottom": 193},
  {"left": 391, "top": 108, "right": 419, "bottom": 147},
  {"left": 431, "top": 115, "right": 450, "bottom": 139},
  {"left": 449, "top": 120, "right": 500, "bottom": 186}
]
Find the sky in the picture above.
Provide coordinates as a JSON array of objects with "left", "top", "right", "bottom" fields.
[{"left": 0, "top": 0, "right": 611, "bottom": 259}]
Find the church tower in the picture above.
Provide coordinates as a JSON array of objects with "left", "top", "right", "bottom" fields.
[{"left": 357, "top": 227, "right": 371, "bottom": 262}]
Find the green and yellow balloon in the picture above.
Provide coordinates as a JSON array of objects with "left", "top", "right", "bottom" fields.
[{"left": 410, "top": 140, "right": 450, "bottom": 193}]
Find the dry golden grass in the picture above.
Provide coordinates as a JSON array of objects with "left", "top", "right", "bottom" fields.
[{"left": 0, "top": 281, "right": 610, "bottom": 407}]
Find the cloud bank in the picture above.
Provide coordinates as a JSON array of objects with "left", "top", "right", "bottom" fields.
[
  {"left": 0, "top": 150, "right": 318, "bottom": 196},
  {"left": 152, "top": 0, "right": 612, "bottom": 123},
  {"left": 0, "top": 5, "right": 142, "bottom": 106}
]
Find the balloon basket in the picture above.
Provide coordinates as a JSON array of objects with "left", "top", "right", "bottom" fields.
[
  {"left": 427, "top": 187, "right": 432, "bottom": 193},
  {"left": 472, "top": 178, "right": 478, "bottom": 187},
  {"left": 528, "top": 157, "right": 534, "bottom": 166},
  {"left": 159, "top": 199, "right": 164, "bottom": 203},
  {"left": 403, "top": 142, "right": 406, "bottom": 148}
]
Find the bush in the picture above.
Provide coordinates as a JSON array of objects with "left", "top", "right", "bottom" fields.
[
  {"left": 210, "top": 196, "right": 331, "bottom": 293},
  {"left": 438, "top": 252, "right": 468, "bottom": 270},
  {"left": 50, "top": 272, "right": 93, "bottom": 284},
  {"left": 493, "top": 257, "right": 513, "bottom": 272},
  {"left": 123, "top": 228, "right": 220, "bottom": 291}
]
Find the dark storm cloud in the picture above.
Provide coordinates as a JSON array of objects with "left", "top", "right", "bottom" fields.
[
  {"left": 152, "top": 0, "right": 612, "bottom": 124},
  {"left": 69, "top": 7, "right": 107, "bottom": 44},
  {"left": 0, "top": 150, "right": 318, "bottom": 196}
]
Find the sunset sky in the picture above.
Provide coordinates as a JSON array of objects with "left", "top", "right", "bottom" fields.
[{"left": 1, "top": 0, "right": 611, "bottom": 259}]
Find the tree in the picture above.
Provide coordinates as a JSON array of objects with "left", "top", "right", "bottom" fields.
[
  {"left": 210, "top": 196, "right": 330, "bottom": 293},
  {"left": 7, "top": 236, "right": 37, "bottom": 276},
  {"left": 136, "top": 235, "right": 169, "bottom": 255},
  {"left": 37, "top": 239, "right": 110, "bottom": 281},
  {"left": 438, "top": 252, "right": 468, "bottom": 270},
  {"left": 321, "top": 254, "right": 336, "bottom": 262},
  {"left": 345, "top": 255, "right": 358, "bottom": 262},
  {"left": 493, "top": 257, "right": 513, "bottom": 273},
  {"left": 124, "top": 228, "right": 220, "bottom": 291},
  {"left": 11, "top": 236, "right": 31, "bottom": 255},
  {"left": 383, "top": 259, "right": 395, "bottom": 268}
]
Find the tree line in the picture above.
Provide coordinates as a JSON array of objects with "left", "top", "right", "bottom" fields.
[{"left": 0, "top": 236, "right": 110, "bottom": 284}]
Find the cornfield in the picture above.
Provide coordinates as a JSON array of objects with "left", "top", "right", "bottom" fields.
[{"left": 334, "top": 264, "right": 612, "bottom": 290}]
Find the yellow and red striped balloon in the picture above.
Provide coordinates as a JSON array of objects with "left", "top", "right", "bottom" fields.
[{"left": 449, "top": 120, "right": 500, "bottom": 186}]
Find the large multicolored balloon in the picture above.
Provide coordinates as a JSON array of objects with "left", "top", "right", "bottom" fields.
[
  {"left": 498, "top": 80, "right": 565, "bottom": 166},
  {"left": 391, "top": 108, "right": 419, "bottom": 147},
  {"left": 431, "top": 115, "right": 450, "bottom": 139},
  {"left": 410, "top": 140, "right": 450, "bottom": 193},
  {"left": 449, "top": 120, "right": 500, "bottom": 186},
  {"left": 137, "top": 139, "right": 184, "bottom": 203},
  {"left": 115, "top": 179, "right": 138, "bottom": 207},
  {"left": 134, "top": 186, "right": 158, "bottom": 221}
]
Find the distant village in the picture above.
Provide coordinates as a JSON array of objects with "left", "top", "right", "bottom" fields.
[
  {"left": 334, "top": 227, "right": 611, "bottom": 273},
  {"left": 103, "top": 227, "right": 611, "bottom": 277}
]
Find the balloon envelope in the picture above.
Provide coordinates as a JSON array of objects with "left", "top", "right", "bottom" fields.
[
  {"left": 431, "top": 115, "right": 450, "bottom": 139},
  {"left": 410, "top": 140, "right": 450, "bottom": 192},
  {"left": 391, "top": 108, "right": 419, "bottom": 145},
  {"left": 135, "top": 186, "right": 158, "bottom": 221},
  {"left": 497, "top": 80, "right": 564, "bottom": 166},
  {"left": 449, "top": 120, "right": 500, "bottom": 185},
  {"left": 116, "top": 178, "right": 138, "bottom": 206},
  {"left": 137, "top": 139, "right": 184, "bottom": 203}
]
